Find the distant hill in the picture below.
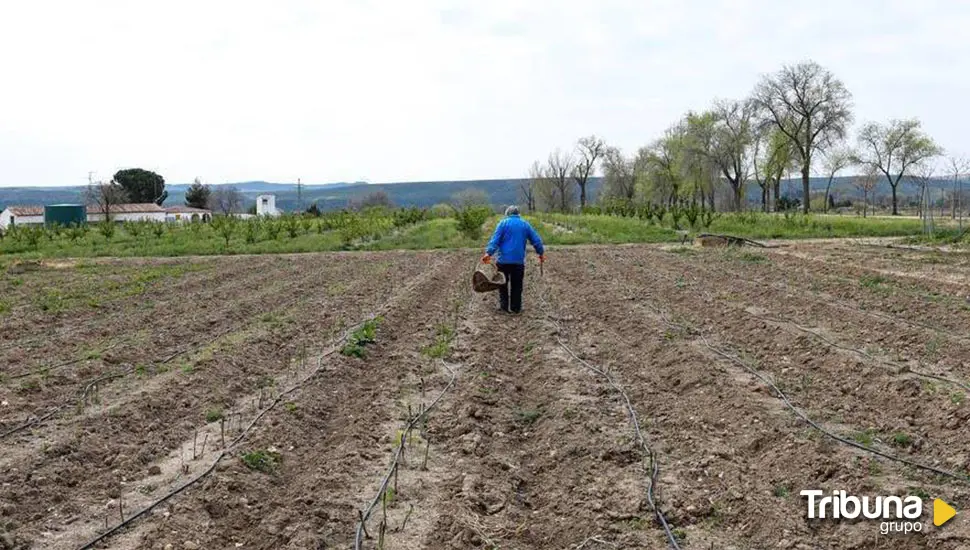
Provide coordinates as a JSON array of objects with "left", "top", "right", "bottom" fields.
[
  {"left": 0, "top": 175, "right": 962, "bottom": 213},
  {"left": 0, "top": 179, "right": 605, "bottom": 213}
]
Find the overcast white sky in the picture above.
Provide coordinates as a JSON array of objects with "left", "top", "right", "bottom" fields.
[{"left": 0, "top": 0, "right": 967, "bottom": 187}]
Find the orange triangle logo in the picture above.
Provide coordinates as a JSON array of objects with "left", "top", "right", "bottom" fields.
[{"left": 934, "top": 498, "right": 957, "bottom": 527}]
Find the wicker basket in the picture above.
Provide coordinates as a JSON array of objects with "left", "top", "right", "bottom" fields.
[{"left": 472, "top": 262, "right": 507, "bottom": 293}]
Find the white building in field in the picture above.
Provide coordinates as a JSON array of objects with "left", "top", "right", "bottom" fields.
[
  {"left": 86, "top": 203, "right": 167, "bottom": 223},
  {"left": 164, "top": 205, "right": 212, "bottom": 224},
  {"left": 1, "top": 203, "right": 174, "bottom": 229},
  {"left": 0, "top": 206, "right": 45, "bottom": 229},
  {"left": 256, "top": 194, "right": 281, "bottom": 217}
]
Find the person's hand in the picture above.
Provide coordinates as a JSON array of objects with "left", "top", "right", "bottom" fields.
[
  {"left": 481, "top": 254, "right": 491, "bottom": 264},
  {"left": 538, "top": 254, "right": 546, "bottom": 263}
]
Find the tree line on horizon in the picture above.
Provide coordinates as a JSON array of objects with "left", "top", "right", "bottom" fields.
[{"left": 522, "top": 60, "right": 965, "bottom": 217}]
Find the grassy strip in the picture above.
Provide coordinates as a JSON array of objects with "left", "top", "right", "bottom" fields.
[{"left": 0, "top": 210, "right": 932, "bottom": 260}]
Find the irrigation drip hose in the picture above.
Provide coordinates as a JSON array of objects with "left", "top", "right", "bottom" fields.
[
  {"left": 536, "top": 274, "right": 682, "bottom": 550},
  {"left": 8, "top": 338, "right": 129, "bottom": 381},
  {"left": 352, "top": 360, "right": 459, "bottom": 550},
  {"left": 76, "top": 260, "right": 447, "bottom": 550},
  {"left": 654, "top": 259, "right": 970, "bottom": 397},
  {"left": 0, "top": 369, "right": 130, "bottom": 440},
  {"left": 668, "top": 249, "right": 970, "bottom": 346},
  {"left": 74, "top": 315, "right": 378, "bottom": 550},
  {"left": 748, "top": 310, "right": 970, "bottom": 394},
  {"left": 638, "top": 300, "right": 970, "bottom": 484}
]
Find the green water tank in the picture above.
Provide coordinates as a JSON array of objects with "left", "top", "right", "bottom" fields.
[{"left": 44, "top": 204, "right": 87, "bottom": 227}]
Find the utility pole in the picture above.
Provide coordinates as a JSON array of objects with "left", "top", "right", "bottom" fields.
[{"left": 297, "top": 177, "right": 303, "bottom": 213}]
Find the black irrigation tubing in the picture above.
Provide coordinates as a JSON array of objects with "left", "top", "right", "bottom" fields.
[
  {"left": 353, "top": 359, "right": 458, "bottom": 550},
  {"left": 637, "top": 299, "right": 970, "bottom": 484},
  {"left": 652, "top": 260, "right": 970, "bottom": 396},
  {"left": 661, "top": 248, "right": 970, "bottom": 345},
  {"left": 0, "top": 369, "right": 131, "bottom": 440},
  {"left": 536, "top": 277, "right": 682, "bottom": 550},
  {"left": 5, "top": 263, "right": 309, "bottom": 381},
  {"left": 76, "top": 261, "right": 443, "bottom": 550},
  {"left": 76, "top": 316, "right": 377, "bottom": 550},
  {"left": 745, "top": 310, "right": 970, "bottom": 394},
  {"left": 7, "top": 339, "right": 131, "bottom": 381}
]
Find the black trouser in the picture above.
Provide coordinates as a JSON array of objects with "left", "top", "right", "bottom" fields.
[{"left": 497, "top": 263, "right": 525, "bottom": 313}]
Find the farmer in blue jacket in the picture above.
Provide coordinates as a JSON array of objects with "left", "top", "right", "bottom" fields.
[{"left": 481, "top": 205, "right": 545, "bottom": 314}]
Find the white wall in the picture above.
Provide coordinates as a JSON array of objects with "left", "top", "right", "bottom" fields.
[
  {"left": 88, "top": 212, "right": 167, "bottom": 223},
  {"left": 0, "top": 210, "right": 44, "bottom": 229},
  {"left": 256, "top": 195, "right": 280, "bottom": 217},
  {"left": 166, "top": 212, "right": 208, "bottom": 224}
]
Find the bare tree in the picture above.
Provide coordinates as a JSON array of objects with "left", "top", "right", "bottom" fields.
[
  {"left": 948, "top": 156, "right": 970, "bottom": 226},
  {"left": 86, "top": 181, "right": 129, "bottom": 223},
  {"left": 852, "top": 168, "right": 879, "bottom": 218},
  {"left": 451, "top": 188, "right": 490, "bottom": 209},
  {"left": 911, "top": 162, "right": 937, "bottom": 232},
  {"left": 210, "top": 185, "right": 245, "bottom": 215},
  {"left": 821, "top": 147, "right": 854, "bottom": 211},
  {"left": 601, "top": 146, "right": 637, "bottom": 201},
  {"left": 546, "top": 148, "right": 576, "bottom": 212},
  {"left": 572, "top": 135, "right": 605, "bottom": 209},
  {"left": 852, "top": 118, "right": 943, "bottom": 215},
  {"left": 753, "top": 60, "right": 854, "bottom": 213},
  {"left": 520, "top": 160, "right": 543, "bottom": 212}
]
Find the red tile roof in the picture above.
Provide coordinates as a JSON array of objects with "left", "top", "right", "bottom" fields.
[
  {"left": 86, "top": 203, "right": 165, "bottom": 214},
  {"left": 5, "top": 206, "right": 44, "bottom": 216}
]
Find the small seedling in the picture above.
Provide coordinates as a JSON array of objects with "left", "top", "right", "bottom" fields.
[
  {"left": 911, "top": 488, "right": 930, "bottom": 500},
  {"left": 860, "top": 274, "right": 889, "bottom": 289},
  {"left": 951, "top": 393, "right": 965, "bottom": 405},
  {"left": 205, "top": 407, "right": 224, "bottom": 423},
  {"left": 773, "top": 484, "right": 791, "bottom": 498},
  {"left": 284, "top": 401, "right": 298, "bottom": 413},
  {"left": 241, "top": 449, "right": 281, "bottom": 473},
  {"left": 853, "top": 428, "right": 878, "bottom": 446},
  {"left": 891, "top": 432, "right": 913, "bottom": 447},
  {"left": 341, "top": 317, "right": 383, "bottom": 358},
  {"left": 516, "top": 409, "right": 542, "bottom": 425}
]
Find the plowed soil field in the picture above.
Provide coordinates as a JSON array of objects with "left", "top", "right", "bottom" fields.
[{"left": 3, "top": 241, "right": 970, "bottom": 549}]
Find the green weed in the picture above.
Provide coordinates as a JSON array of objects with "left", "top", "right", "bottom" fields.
[
  {"left": 241, "top": 449, "right": 281, "bottom": 473},
  {"left": 774, "top": 484, "right": 791, "bottom": 498},
  {"left": 341, "top": 317, "right": 383, "bottom": 358},
  {"left": 205, "top": 408, "right": 225, "bottom": 423},
  {"left": 891, "top": 432, "right": 913, "bottom": 447},
  {"left": 853, "top": 428, "right": 878, "bottom": 446},
  {"left": 516, "top": 408, "right": 542, "bottom": 425},
  {"left": 860, "top": 274, "right": 890, "bottom": 290}
]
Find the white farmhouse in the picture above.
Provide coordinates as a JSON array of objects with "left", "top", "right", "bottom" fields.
[
  {"left": 0, "top": 206, "right": 45, "bottom": 229},
  {"left": 256, "top": 194, "right": 282, "bottom": 217},
  {"left": 164, "top": 205, "right": 212, "bottom": 224},
  {"left": 87, "top": 203, "right": 167, "bottom": 223}
]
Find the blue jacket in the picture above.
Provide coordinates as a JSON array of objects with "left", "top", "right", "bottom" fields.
[{"left": 485, "top": 214, "right": 544, "bottom": 265}]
